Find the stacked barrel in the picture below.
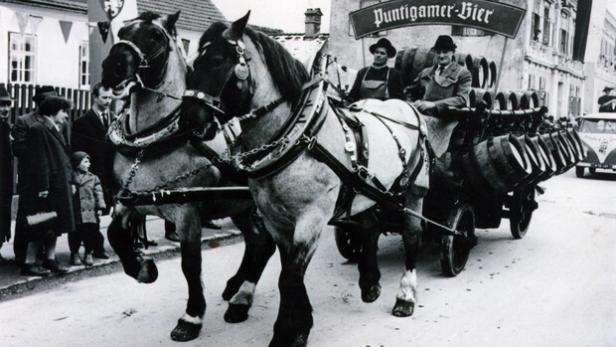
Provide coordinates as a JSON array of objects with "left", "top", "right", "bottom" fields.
[
  {"left": 394, "top": 48, "right": 499, "bottom": 89},
  {"left": 395, "top": 48, "right": 587, "bottom": 197}
]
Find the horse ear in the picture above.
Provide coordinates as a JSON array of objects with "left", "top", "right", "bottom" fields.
[
  {"left": 165, "top": 11, "right": 180, "bottom": 37},
  {"left": 224, "top": 11, "right": 250, "bottom": 41}
]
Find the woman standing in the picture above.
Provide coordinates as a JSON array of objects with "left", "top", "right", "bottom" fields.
[{"left": 21, "top": 96, "right": 74, "bottom": 276}]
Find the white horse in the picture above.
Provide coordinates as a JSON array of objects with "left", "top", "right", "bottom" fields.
[{"left": 180, "top": 13, "right": 428, "bottom": 347}]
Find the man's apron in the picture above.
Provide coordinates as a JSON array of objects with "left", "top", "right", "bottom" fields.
[{"left": 359, "top": 67, "right": 390, "bottom": 100}]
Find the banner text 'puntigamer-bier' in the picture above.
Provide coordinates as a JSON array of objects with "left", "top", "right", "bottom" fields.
[{"left": 349, "top": 0, "right": 526, "bottom": 39}]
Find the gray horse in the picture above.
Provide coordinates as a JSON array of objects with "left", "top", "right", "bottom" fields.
[
  {"left": 100, "top": 12, "right": 275, "bottom": 342},
  {"left": 180, "top": 13, "right": 427, "bottom": 347}
]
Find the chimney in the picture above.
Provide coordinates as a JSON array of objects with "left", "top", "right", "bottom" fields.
[{"left": 304, "top": 8, "right": 323, "bottom": 38}]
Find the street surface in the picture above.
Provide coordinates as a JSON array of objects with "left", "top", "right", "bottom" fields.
[{"left": 0, "top": 170, "right": 614, "bottom": 347}]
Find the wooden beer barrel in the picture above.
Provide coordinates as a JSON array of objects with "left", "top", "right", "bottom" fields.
[
  {"left": 395, "top": 48, "right": 436, "bottom": 86},
  {"left": 541, "top": 133, "right": 568, "bottom": 174},
  {"left": 461, "top": 134, "right": 531, "bottom": 196},
  {"left": 519, "top": 134, "right": 547, "bottom": 184},
  {"left": 489, "top": 61, "right": 497, "bottom": 88},
  {"left": 530, "top": 135, "right": 557, "bottom": 181},
  {"left": 555, "top": 131, "right": 578, "bottom": 168},
  {"left": 508, "top": 92, "right": 524, "bottom": 110},
  {"left": 469, "top": 88, "right": 493, "bottom": 109},
  {"left": 494, "top": 91, "right": 510, "bottom": 110},
  {"left": 478, "top": 57, "right": 489, "bottom": 88},
  {"left": 566, "top": 128, "right": 586, "bottom": 161}
]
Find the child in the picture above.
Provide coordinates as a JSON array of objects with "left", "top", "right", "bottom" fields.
[{"left": 70, "top": 151, "right": 107, "bottom": 266}]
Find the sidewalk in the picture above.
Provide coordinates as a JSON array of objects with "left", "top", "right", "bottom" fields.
[{"left": 0, "top": 216, "right": 241, "bottom": 301}]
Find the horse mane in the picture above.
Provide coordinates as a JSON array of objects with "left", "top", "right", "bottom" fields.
[
  {"left": 199, "top": 22, "right": 309, "bottom": 102},
  {"left": 244, "top": 27, "right": 309, "bottom": 102},
  {"left": 134, "top": 11, "right": 161, "bottom": 22}
]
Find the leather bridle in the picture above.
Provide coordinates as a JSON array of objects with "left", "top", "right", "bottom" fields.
[{"left": 183, "top": 38, "right": 253, "bottom": 123}]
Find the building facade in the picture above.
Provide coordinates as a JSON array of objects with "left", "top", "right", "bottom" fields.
[
  {"left": 328, "top": 0, "right": 591, "bottom": 119},
  {"left": 582, "top": 0, "right": 616, "bottom": 114},
  {"left": 0, "top": 0, "right": 89, "bottom": 89},
  {"left": 0, "top": 0, "right": 227, "bottom": 90}
]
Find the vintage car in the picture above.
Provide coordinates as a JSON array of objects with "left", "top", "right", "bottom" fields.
[{"left": 576, "top": 113, "right": 616, "bottom": 177}]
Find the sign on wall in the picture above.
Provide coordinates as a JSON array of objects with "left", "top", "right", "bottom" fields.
[{"left": 349, "top": 0, "right": 526, "bottom": 39}]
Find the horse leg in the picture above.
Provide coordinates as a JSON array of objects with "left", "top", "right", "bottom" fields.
[
  {"left": 392, "top": 197, "right": 423, "bottom": 317},
  {"left": 107, "top": 209, "right": 158, "bottom": 283},
  {"left": 224, "top": 208, "right": 276, "bottom": 323},
  {"left": 170, "top": 209, "right": 205, "bottom": 342},
  {"left": 269, "top": 209, "right": 324, "bottom": 347},
  {"left": 356, "top": 215, "right": 381, "bottom": 303}
]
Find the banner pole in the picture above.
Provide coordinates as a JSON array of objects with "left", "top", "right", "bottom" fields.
[{"left": 494, "top": 36, "right": 509, "bottom": 93}]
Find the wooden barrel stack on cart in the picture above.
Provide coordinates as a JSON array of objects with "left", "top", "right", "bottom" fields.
[{"left": 395, "top": 49, "right": 499, "bottom": 88}]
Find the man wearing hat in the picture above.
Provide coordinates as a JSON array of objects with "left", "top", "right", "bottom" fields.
[
  {"left": 0, "top": 85, "right": 13, "bottom": 261},
  {"left": 347, "top": 38, "right": 404, "bottom": 102},
  {"left": 413, "top": 35, "right": 472, "bottom": 118},
  {"left": 10, "top": 85, "right": 61, "bottom": 264},
  {"left": 598, "top": 86, "right": 616, "bottom": 112}
]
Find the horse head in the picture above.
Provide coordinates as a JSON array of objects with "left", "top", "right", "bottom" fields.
[
  {"left": 180, "top": 11, "right": 309, "bottom": 140},
  {"left": 102, "top": 11, "right": 181, "bottom": 96}
]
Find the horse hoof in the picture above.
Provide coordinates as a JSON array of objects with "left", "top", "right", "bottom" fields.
[
  {"left": 137, "top": 258, "right": 158, "bottom": 283},
  {"left": 268, "top": 332, "right": 309, "bottom": 347},
  {"left": 361, "top": 284, "right": 381, "bottom": 303},
  {"left": 392, "top": 298, "right": 415, "bottom": 317},
  {"left": 224, "top": 303, "right": 250, "bottom": 323},
  {"left": 170, "top": 318, "right": 202, "bottom": 342},
  {"left": 222, "top": 276, "right": 243, "bottom": 301}
]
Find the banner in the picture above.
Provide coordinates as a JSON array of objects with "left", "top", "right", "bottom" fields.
[
  {"left": 88, "top": 0, "right": 138, "bottom": 87},
  {"left": 349, "top": 0, "right": 526, "bottom": 39}
]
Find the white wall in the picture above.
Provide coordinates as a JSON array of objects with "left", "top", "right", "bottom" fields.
[{"left": 0, "top": 4, "right": 88, "bottom": 89}]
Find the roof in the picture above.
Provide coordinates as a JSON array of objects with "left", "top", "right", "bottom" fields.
[
  {"left": 272, "top": 33, "right": 329, "bottom": 70},
  {"left": 0, "top": 0, "right": 86, "bottom": 12},
  {"left": 137, "top": 0, "right": 226, "bottom": 32},
  {"left": 582, "top": 113, "right": 616, "bottom": 120}
]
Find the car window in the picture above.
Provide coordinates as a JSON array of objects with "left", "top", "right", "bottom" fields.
[{"left": 579, "top": 119, "right": 616, "bottom": 133}]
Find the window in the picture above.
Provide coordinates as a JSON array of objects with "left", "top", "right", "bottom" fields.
[
  {"left": 560, "top": 29, "right": 568, "bottom": 55},
  {"left": 542, "top": 6, "right": 551, "bottom": 45},
  {"left": 79, "top": 41, "right": 90, "bottom": 89},
  {"left": 9, "top": 32, "right": 37, "bottom": 84},
  {"left": 531, "top": 13, "right": 541, "bottom": 41},
  {"left": 528, "top": 74, "right": 536, "bottom": 90}
]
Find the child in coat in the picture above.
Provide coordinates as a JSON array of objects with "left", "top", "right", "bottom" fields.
[{"left": 70, "top": 151, "right": 108, "bottom": 266}]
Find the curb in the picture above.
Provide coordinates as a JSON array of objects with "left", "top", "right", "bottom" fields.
[{"left": 0, "top": 229, "right": 243, "bottom": 302}]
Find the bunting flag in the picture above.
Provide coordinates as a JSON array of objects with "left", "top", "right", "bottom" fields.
[
  {"left": 97, "top": 21, "right": 110, "bottom": 43},
  {"left": 59, "top": 20, "right": 73, "bottom": 43},
  {"left": 29, "top": 15, "right": 43, "bottom": 33},
  {"left": 15, "top": 13, "right": 29, "bottom": 33}
]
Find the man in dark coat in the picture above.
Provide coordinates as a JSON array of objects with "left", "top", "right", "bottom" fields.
[
  {"left": 21, "top": 96, "right": 74, "bottom": 276},
  {"left": 0, "top": 85, "right": 13, "bottom": 261},
  {"left": 11, "top": 85, "right": 59, "bottom": 264},
  {"left": 71, "top": 82, "right": 115, "bottom": 214},
  {"left": 598, "top": 86, "right": 616, "bottom": 112},
  {"left": 348, "top": 38, "right": 404, "bottom": 102}
]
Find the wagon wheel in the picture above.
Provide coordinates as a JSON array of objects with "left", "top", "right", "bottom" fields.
[
  {"left": 509, "top": 188, "right": 536, "bottom": 239},
  {"left": 334, "top": 225, "right": 363, "bottom": 262},
  {"left": 440, "top": 203, "right": 476, "bottom": 277}
]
